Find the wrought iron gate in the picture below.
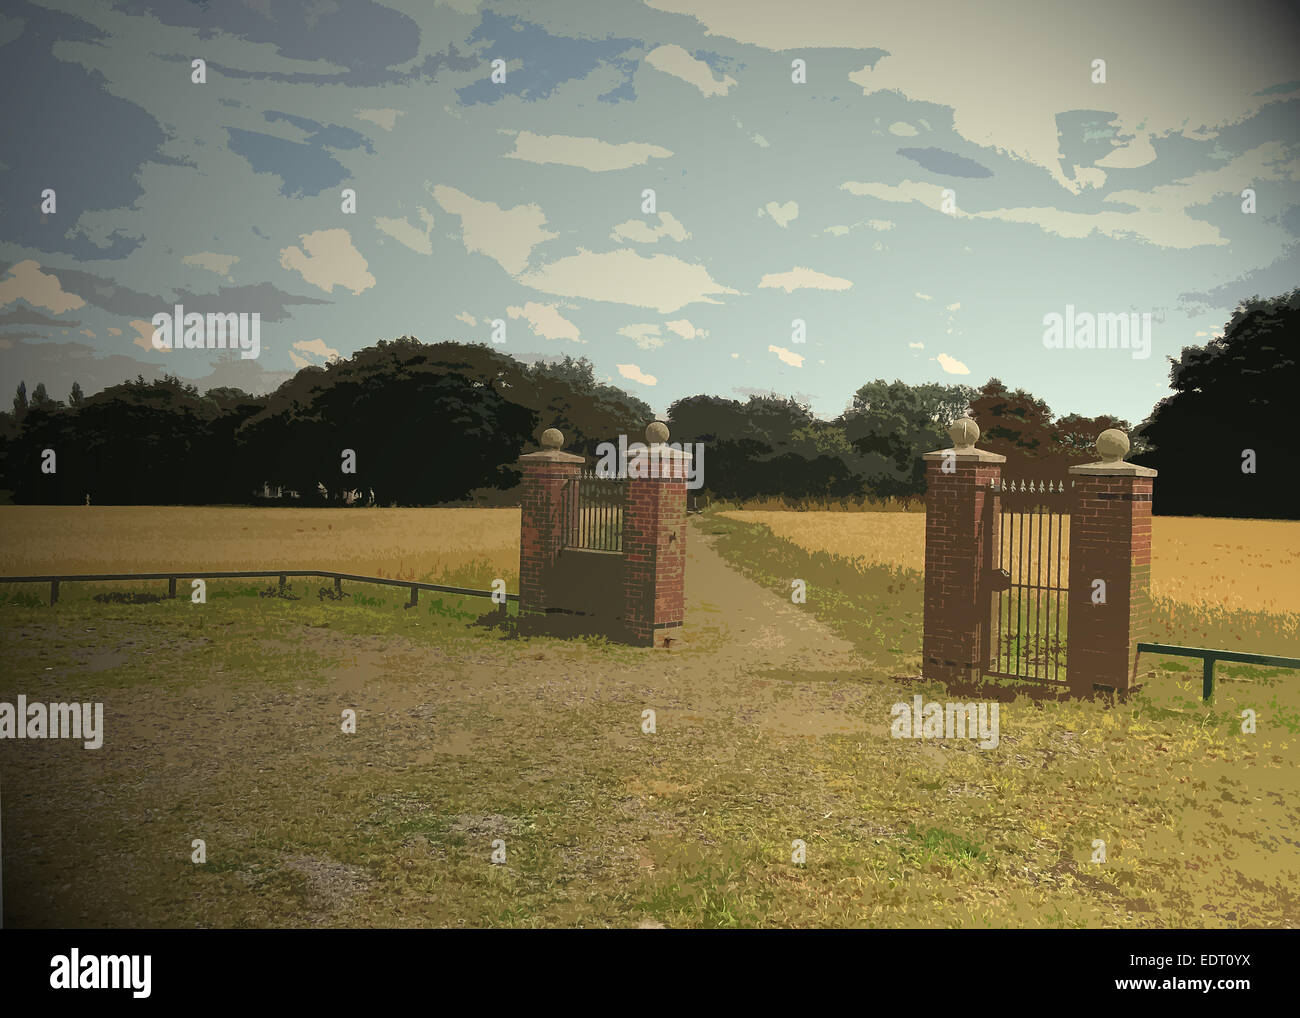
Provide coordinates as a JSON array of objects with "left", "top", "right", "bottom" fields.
[
  {"left": 561, "top": 470, "right": 627, "bottom": 553},
  {"left": 984, "top": 478, "right": 1072, "bottom": 685}
]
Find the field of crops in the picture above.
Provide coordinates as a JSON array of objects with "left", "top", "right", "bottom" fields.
[
  {"left": 723, "top": 511, "right": 1300, "bottom": 616},
  {"left": 0, "top": 506, "right": 521, "bottom": 590}
]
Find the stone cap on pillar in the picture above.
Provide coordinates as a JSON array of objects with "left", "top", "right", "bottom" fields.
[
  {"left": 921, "top": 416, "right": 1006, "bottom": 463},
  {"left": 518, "top": 427, "right": 585, "bottom": 464},
  {"left": 1069, "top": 429, "right": 1156, "bottom": 477},
  {"left": 645, "top": 421, "right": 692, "bottom": 461}
]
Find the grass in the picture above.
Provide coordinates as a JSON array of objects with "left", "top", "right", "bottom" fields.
[
  {"left": 723, "top": 509, "right": 1300, "bottom": 618},
  {"left": 0, "top": 506, "right": 521, "bottom": 589},
  {"left": 1, "top": 507, "right": 1298, "bottom": 928}
]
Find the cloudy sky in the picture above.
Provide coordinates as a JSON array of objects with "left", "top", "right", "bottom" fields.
[{"left": 1, "top": 0, "right": 1297, "bottom": 427}]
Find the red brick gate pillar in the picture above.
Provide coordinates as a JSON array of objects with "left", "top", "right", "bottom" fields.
[
  {"left": 1066, "top": 429, "right": 1156, "bottom": 697},
  {"left": 623, "top": 422, "right": 690, "bottom": 648},
  {"left": 922, "top": 418, "right": 1005, "bottom": 686},
  {"left": 517, "top": 427, "right": 584, "bottom": 623}
]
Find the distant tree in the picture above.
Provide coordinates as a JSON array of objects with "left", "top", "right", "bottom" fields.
[
  {"left": 668, "top": 393, "right": 858, "bottom": 501},
  {"left": 1135, "top": 289, "right": 1297, "bottom": 518},
  {"left": 69, "top": 381, "right": 85, "bottom": 407},
  {"left": 30, "top": 382, "right": 54, "bottom": 408},
  {"left": 13, "top": 381, "right": 27, "bottom": 422},
  {"left": 1055, "top": 411, "right": 1140, "bottom": 462},
  {"left": 838, "top": 379, "right": 976, "bottom": 501},
  {"left": 967, "top": 379, "right": 1059, "bottom": 479}
]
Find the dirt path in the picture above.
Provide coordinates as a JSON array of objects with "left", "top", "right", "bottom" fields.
[
  {"left": 682, "top": 519, "right": 860, "bottom": 669},
  {"left": 0, "top": 518, "right": 889, "bottom": 927}
]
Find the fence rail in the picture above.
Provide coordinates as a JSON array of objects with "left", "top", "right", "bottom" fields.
[
  {"left": 1134, "top": 642, "right": 1300, "bottom": 701},
  {"left": 0, "top": 570, "right": 517, "bottom": 610}
]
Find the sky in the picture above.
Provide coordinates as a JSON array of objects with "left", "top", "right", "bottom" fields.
[{"left": 1, "top": 0, "right": 1298, "bottom": 428}]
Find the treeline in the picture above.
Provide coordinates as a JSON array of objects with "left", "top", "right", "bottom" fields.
[
  {"left": 668, "top": 379, "right": 1135, "bottom": 505},
  {"left": 0, "top": 338, "right": 652, "bottom": 506},
  {"left": 0, "top": 290, "right": 1293, "bottom": 517}
]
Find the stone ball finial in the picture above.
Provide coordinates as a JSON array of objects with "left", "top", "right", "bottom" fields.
[
  {"left": 1096, "top": 428, "right": 1129, "bottom": 463},
  {"left": 949, "top": 416, "right": 979, "bottom": 450},
  {"left": 645, "top": 421, "right": 669, "bottom": 445},
  {"left": 540, "top": 427, "right": 564, "bottom": 450}
]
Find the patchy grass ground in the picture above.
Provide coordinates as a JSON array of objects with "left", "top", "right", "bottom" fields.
[{"left": 1, "top": 513, "right": 1297, "bottom": 928}]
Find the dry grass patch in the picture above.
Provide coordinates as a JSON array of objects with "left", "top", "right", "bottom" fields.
[{"left": 0, "top": 506, "right": 519, "bottom": 589}]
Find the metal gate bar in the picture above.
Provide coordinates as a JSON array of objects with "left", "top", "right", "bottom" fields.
[
  {"left": 562, "top": 471, "right": 627, "bottom": 553},
  {"left": 987, "top": 479, "right": 1071, "bottom": 686}
]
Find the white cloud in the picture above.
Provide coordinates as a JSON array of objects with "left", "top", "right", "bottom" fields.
[
  {"left": 846, "top": 143, "right": 1299, "bottom": 250},
  {"left": 915, "top": 292, "right": 933, "bottom": 301},
  {"left": 758, "top": 266, "right": 853, "bottom": 293},
  {"left": 279, "top": 228, "right": 376, "bottom": 295},
  {"left": 503, "top": 130, "right": 673, "bottom": 172},
  {"left": 617, "top": 363, "right": 658, "bottom": 386},
  {"left": 611, "top": 212, "right": 690, "bottom": 244},
  {"left": 645, "top": 44, "right": 737, "bottom": 96},
  {"left": 643, "top": 0, "right": 1300, "bottom": 191},
  {"left": 664, "top": 318, "right": 705, "bottom": 339},
  {"left": 761, "top": 200, "right": 799, "bottom": 228},
  {"left": 909, "top": 341, "right": 924, "bottom": 349},
  {"left": 769, "top": 344, "right": 804, "bottom": 368},
  {"left": 618, "top": 323, "right": 664, "bottom": 349},
  {"left": 293, "top": 337, "right": 341, "bottom": 363},
  {"left": 456, "top": 311, "right": 477, "bottom": 326},
  {"left": 888, "top": 121, "right": 919, "bottom": 137},
  {"left": 824, "top": 225, "right": 849, "bottom": 236},
  {"left": 936, "top": 353, "right": 970, "bottom": 375},
  {"left": 374, "top": 208, "right": 435, "bottom": 255},
  {"left": 842, "top": 178, "right": 945, "bottom": 206},
  {"left": 355, "top": 108, "right": 404, "bottom": 131},
  {"left": 0, "top": 260, "right": 85, "bottom": 314},
  {"left": 182, "top": 252, "right": 239, "bottom": 278},
  {"left": 946, "top": 302, "right": 961, "bottom": 311},
  {"left": 507, "top": 302, "right": 582, "bottom": 342},
  {"left": 130, "top": 319, "right": 158, "bottom": 352},
  {"left": 432, "top": 185, "right": 556, "bottom": 274},
  {"left": 519, "top": 248, "right": 738, "bottom": 313}
]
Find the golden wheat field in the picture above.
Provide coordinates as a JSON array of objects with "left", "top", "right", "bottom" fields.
[
  {"left": 723, "top": 510, "right": 1300, "bottom": 616},
  {"left": 0, "top": 506, "right": 521, "bottom": 587}
]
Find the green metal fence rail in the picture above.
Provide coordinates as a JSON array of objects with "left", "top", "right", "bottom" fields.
[
  {"left": 0, "top": 570, "right": 517, "bottom": 610},
  {"left": 1134, "top": 642, "right": 1300, "bottom": 702}
]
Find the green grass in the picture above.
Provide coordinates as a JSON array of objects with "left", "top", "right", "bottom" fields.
[{"left": 1, "top": 518, "right": 1298, "bottom": 928}]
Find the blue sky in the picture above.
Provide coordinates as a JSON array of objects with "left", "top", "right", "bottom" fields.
[{"left": 1, "top": 0, "right": 1297, "bottom": 426}]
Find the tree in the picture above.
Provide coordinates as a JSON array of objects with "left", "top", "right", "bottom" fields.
[
  {"left": 1135, "top": 289, "right": 1297, "bottom": 518},
  {"left": 30, "top": 382, "right": 55, "bottom": 408},
  {"left": 838, "top": 379, "right": 976, "bottom": 501},
  {"left": 13, "top": 381, "right": 27, "bottom": 422},
  {"left": 967, "top": 379, "right": 1059, "bottom": 479},
  {"left": 69, "top": 381, "right": 84, "bottom": 407}
]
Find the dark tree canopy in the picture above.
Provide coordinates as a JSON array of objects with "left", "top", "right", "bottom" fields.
[
  {"left": 1134, "top": 289, "right": 1297, "bottom": 518},
  {"left": 0, "top": 295, "right": 1289, "bottom": 517}
]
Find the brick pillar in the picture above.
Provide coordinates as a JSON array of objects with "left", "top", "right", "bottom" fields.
[
  {"left": 622, "top": 422, "right": 690, "bottom": 647},
  {"left": 517, "top": 427, "right": 584, "bottom": 621},
  {"left": 1066, "top": 429, "right": 1156, "bottom": 696},
  {"left": 922, "top": 418, "right": 1005, "bottom": 686}
]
